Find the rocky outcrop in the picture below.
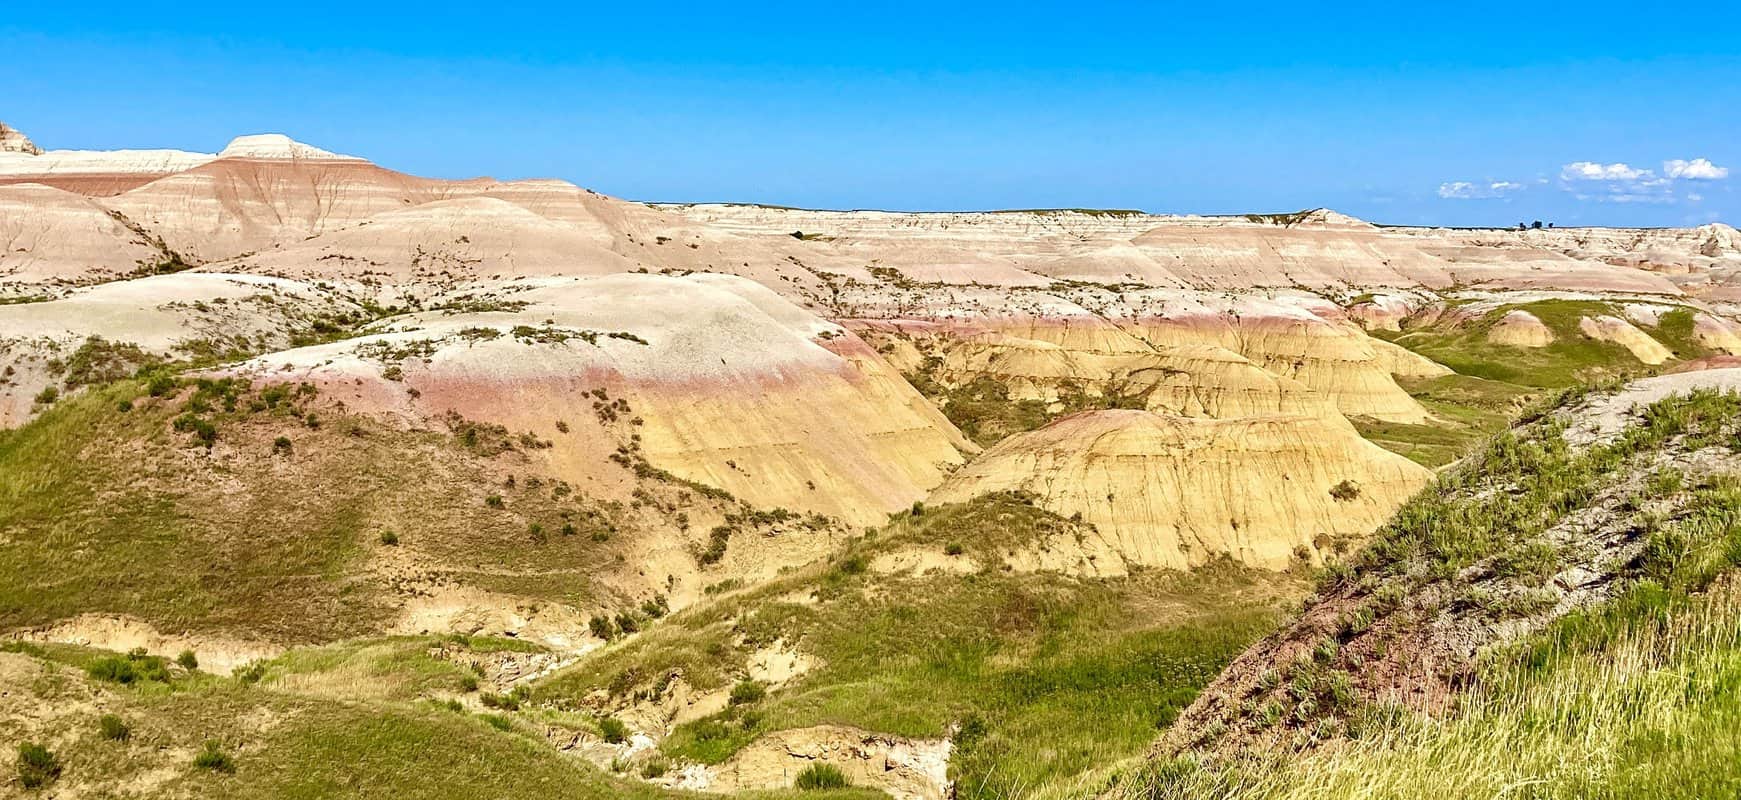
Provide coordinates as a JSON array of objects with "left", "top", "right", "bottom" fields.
[
  {"left": 0, "top": 122, "right": 40, "bottom": 155},
  {"left": 677, "top": 725, "right": 951, "bottom": 800}
]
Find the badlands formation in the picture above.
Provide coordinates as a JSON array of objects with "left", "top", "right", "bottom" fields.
[
  {"left": 6, "top": 123, "right": 1741, "bottom": 580},
  {"left": 4, "top": 122, "right": 1741, "bottom": 797}
]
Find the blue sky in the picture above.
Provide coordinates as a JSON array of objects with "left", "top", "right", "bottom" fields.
[{"left": 6, "top": 2, "right": 1739, "bottom": 226}]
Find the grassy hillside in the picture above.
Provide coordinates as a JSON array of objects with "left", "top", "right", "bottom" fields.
[
  {"left": 0, "top": 375, "right": 687, "bottom": 644},
  {"left": 528, "top": 495, "right": 1301, "bottom": 798},
  {"left": 1378, "top": 300, "right": 1655, "bottom": 389},
  {"left": 0, "top": 641, "right": 877, "bottom": 799},
  {"left": 1359, "top": 299, "right": 1715, "bottom": 468},
  {"left": 1115, "top": 386, "right": 1741, "bottom": 799}
]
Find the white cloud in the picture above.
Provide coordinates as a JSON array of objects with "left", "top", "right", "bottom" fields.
[
  {"left": 1664, "top": 158, "right": 1730, "bottom": 180},
  {"left": 1438, "top": 180, "right": 1526, "bottom": 200},
  {"left": 1561, "top": 161, "right": 1652, "bottom": 182}
]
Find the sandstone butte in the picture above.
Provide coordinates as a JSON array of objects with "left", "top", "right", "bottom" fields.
[{"left": 4, "top": 122, "right": 1741, "bottom": 572}]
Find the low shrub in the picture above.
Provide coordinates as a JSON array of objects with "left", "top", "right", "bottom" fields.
[
  {"left": 192, "top": 741, "right": 234, "bottom": 773},
  {"left": 17, "top": 742, "right": 61, "bottom": 788},
  {"left": 87, "top": 650, "right": 171, "bottom": 684},
  {"left": 99, "top": 714, "right": 131, "bottom": 742},
  {"left": 233, "top": 661, "right": 268, "bottom": 684},
  {"left": 729, "top": 680, "right": 766, "bottom": 706},
  {"left": 795, "top": 762, "right": 851, "bottom": 790},
  {"left": 599, "top": 716, "right": 629, "bottom": 744}
]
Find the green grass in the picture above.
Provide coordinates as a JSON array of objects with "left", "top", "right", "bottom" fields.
[
  {"left": 247, "top": 636, "right": 523, "bottom": 702},
  {"left": 0, "top": 644, "right": 880, "bottom": 800},
  {"left": 1380, "top": 300, "right": 1660, "bottom": 389},
  {"left": 533, "top": 496, "right": 1296, "bottom": 799},
  {"left": 0, "top": 381, "right": 386, "bottom": 640},
  {"left": 795, "top": 762, "right": 851, "bottom": 789},
  {"left": 1647, "top": 307, "right": 1704, "bottom": 360},
  {"left": 0, "top": 378, "right": 635, "bottom": 643},
  {"left": 1354, "top": 375, "right": 1535, "bottom": 468},
  {"left": 1112, "top": 389, "right": 1741, "bottom": 799},
  {"left": 901, "top": 361, "right": 1149, "bottom": 448}
]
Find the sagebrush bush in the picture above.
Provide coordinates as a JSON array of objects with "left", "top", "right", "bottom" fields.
[
  {"left": 729, "top": 680, "right": 766, "bottom": 705},
  {"left": 17, "top": 742, "right": 61, "bottom": 788},
  {"left": 87, "top": 650, "right": 171, "bottom": 685},
  {"left": 99, "top": 714, "right": 131, "bottom": 742},
  {"left": 192, "top": 740, "right": 234, "bottom": 773}
]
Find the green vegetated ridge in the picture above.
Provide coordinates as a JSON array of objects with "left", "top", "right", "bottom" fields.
[
  {"left": 1363, "top": 299, "right": 1715, "bottom": 468},
  {"left": 0, "top": 640, "right": 876, "bottom": 799},
  {"left": 1111, "top": 387, "right": 1741, "bottom": 799},
  {"left": 0, "top": 376, "right": 653, "bottom": 643},
  {"left": 529, "top": 494, "right": 1301, "bottom": 798},
  {"left": 1378, "top": 299, "right": 1679, "bottom": 389}
]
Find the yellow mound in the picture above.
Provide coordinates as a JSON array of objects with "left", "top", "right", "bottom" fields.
[
  {"left": 930, "top": 410, "right": 1431, "bottom": 570},
  {"left": 1578, "top": 315, "right": 1673, "bottom": 364},
  {"left": 1487, "top": 310, "right": 1555, "bottom": 348}
]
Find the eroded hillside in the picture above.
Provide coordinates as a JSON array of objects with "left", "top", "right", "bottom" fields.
[
  {"left": 1121, "top": 370, "right": 1741, "bottom": 799},
  {"left": 4, "top": 122, "right": 1740, "bottom": 798}
]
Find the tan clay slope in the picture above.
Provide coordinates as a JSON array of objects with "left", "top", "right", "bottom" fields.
[
  {"left": 663, "top": 203, "right": 1685, "bottom": 294},
  {"left": 1577, "top": 314, "right": 1674, "bottom": 364},
  {"left": 103, "top": 140, "right": 472, "bottom": 263},
  {"left": 1487, "top": 309, "right": 1555, "bottom": 347},
  {"left": 0, "top": 273, "right": 364, "bottom": 427},
  {"left": 1411, "top": 223, "right": 1741, "bottom": 297},
  {"left": 226, "top": 273, "right": 972, "bottom": 525},
  {"left": 220, "top": 197, "right": 638, "bottom": 301},
  {"left": 929, "top": 409, "right": 1431, "bottom": 570},
  {"left": 0, "top": 184, "right": 168, "bottom": 292},
  {"left": 845, "top": 284, "right": 1444, "bottom": 425}
]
